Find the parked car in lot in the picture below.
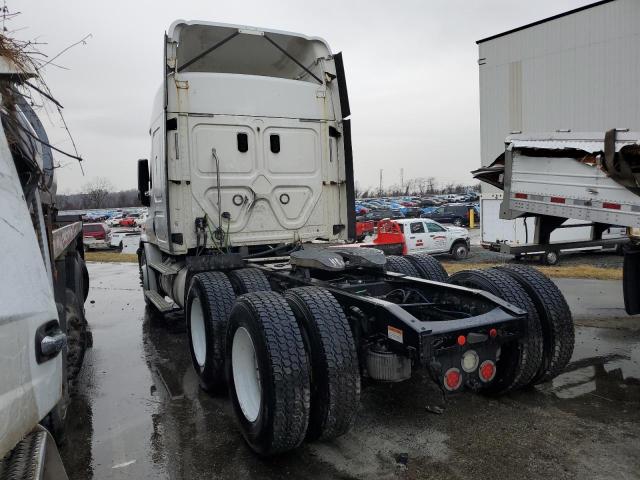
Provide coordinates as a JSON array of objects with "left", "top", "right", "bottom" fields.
[
  {"left": 421, "top": 204, "right": 478, "bottom": 226},
  {"left": 106, "top": 212, "right": 125, "bottom": 226},
  {"left": 364, "top": 208, "right": 404, "bottom": 222},
  {"left": 83, "top": 222, "right": 111, "bottom": 250},
  {"left": 110, "top": 229, "right": 141, "bottom": 251},
  {"left": 395, "top": 218, "right": 470, "bottom": 259},
  {"left": 119, "top": 213, "right": 141, "bottom": 227}
]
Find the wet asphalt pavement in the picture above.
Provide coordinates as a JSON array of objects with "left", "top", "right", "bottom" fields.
[{"left": 62, "top": 262, "right": 640, "bottom": 480}]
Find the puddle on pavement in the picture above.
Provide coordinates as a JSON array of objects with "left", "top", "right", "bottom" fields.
[{"left": 549, "top": 327, "right": 640, "bottom": 404}]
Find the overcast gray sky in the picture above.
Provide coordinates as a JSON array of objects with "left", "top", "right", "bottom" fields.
[{"left": 15, "top": 0, "right": 594, "bottom": 193}]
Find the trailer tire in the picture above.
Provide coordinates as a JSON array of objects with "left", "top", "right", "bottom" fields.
[
  {"left": 494, "top": 265, "right": 574, "bottom": 384},
  {"left": 79, "top": 256, "right": 90, "bottom": 303},
  {"left": 405, "top": 253, "right": 448, "bottom": 282},
  {"left": 385, "top": 255, "right": 420, "bottom": 277},
  {"left": 186, "top": 271, "right": 236, "bottom": 393},
  {"left": 543, "top": 250, "right": 560, "bottom": 266},
  {"left": 228, "top": 268, "right": 272, "bottom": 294},
  {"left": 448, "top": 269, "right": 543, "bottom": 394},
  {"left": 227, "top": 292, "right": 310, "bottom": 455},
  {"left": 284, "top": 287, "right": 360, "bottom": 441},
  {"left": 64, "top": 289, "right": 90, "bottom": 382}
]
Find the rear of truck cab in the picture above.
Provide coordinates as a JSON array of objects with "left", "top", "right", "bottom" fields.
[{"left": 141, "top": 21, "right": 354, "bottom": 255}]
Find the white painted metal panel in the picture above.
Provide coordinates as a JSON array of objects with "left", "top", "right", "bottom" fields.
[
  {"left": 0, "top": 126, "right": 61, "bottom": 459},
  {"left": 479, "top": 0, "right": 640, "bottom": 169}
]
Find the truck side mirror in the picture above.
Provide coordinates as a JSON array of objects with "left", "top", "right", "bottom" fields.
[{"left": 138, "top": 159, "right": 150, "bottom": 207}]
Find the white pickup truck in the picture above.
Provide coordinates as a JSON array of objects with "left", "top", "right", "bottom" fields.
[{"left": 394, "top": 218, "right": 471, "bottom": 259}]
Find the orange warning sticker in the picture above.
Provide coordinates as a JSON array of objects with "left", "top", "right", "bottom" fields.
[{"left": 387, "top": 325, "right": 403, "bottom": 343}]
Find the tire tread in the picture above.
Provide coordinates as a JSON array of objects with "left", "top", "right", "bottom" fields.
[{"left": 285, "top": 287, "right": 360, "bottom": 440}]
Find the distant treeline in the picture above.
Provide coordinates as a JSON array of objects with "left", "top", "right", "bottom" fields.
[
  {"left": 56, "top": 188, "right": 141, "bottom": 210},
  {"left": 356, "top": 177, "right": 481, "bottom": 199}
]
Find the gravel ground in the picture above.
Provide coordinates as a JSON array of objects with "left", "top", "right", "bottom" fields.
[{"left": 447, "top": 228, "right": 625, "bottom": 269}]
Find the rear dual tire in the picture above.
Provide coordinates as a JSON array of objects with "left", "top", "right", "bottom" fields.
[
  {"left": 226, "top": 292, "right": 310, "bottom": 456},
  {"left": 226, "top": 287, "right": 360, "bottom": 454},
  {"left": 494, "top": 265, "right": 574, "bottom": 384},
  {"left": 388, "top": 254, "right": 449, "bottom": 282},
  {"left": 284, "top": 287, "right": 360, "bottom": 441},
  {"left": 448, "top": 269, "right": 543, "bottom": 394},
  {"left": 186, "top": 271, "right": 236, "bottom": 392}
]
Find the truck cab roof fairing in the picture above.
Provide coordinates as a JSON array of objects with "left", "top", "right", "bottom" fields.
[{"left": 168, "top": 20, "right": 332, "bottom": 83}]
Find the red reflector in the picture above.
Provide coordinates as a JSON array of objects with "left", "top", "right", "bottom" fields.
[
  {"left": 457, "top": 335, "right": 466, "bottom": 346},
  {"left": 550, "top": 196, "right": 565, "bottom": 204},
  {"left": 514, "top": 193, "right": 528, "bottom": 199},
  {"left": 479, "top": 360, "right": 496, "bottom": 382},
  {"left": 603, "top": 202, "right": 621, "bottom": 210},
  {"left": 444, "top": 368, "right": 462, "bottom": 391},
  {"left": 489, "top": 328, "right": 497, "bottom": 338}
]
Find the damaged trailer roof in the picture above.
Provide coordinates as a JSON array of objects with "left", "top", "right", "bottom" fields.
[{"left": 472, "top": 131, "right": 640, "bottom": 191}]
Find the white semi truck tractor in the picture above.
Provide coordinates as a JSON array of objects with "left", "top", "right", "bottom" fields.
[
  {"left": 138, "top": 20, "right": 574, "bottom": 456},
  {"left": 0, "top": 53, "right": 90, "bottom": 476}
]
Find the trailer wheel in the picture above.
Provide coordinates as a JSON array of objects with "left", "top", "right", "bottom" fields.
[
  {"left": 448, "top": 269, "right": 543, "bottom": 394},
  {"left": 186, "top": 271, "right": 236, "bottom": 392},
  {"left": 284, "top": 287, "right": 360, "bottom": 441},
  {"left": 405, "top": 253, "right": 448, "bottom": 282},
  {"left": 494, "top": 265, "right": 574, "bottom": 384},
  {"left": 543, "top": 250, "right": 560, "bottom": 265},
  {"left": 228, "top": 268, "right": 272, "bottom": 294},
  {"left": 227, "top": 292, "right": 310, "bottom": 455},
  {"left": 385, "top": 255, "right": 420, "bottom": 277}
]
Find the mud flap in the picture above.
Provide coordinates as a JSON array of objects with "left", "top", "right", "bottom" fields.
[{"left": 623, "top": 247, "right": 640, "bottom": 315}]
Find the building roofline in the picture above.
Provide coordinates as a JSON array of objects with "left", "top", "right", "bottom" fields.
[{"left": 476, "top": 0, "right": 616, "bottom": 44}]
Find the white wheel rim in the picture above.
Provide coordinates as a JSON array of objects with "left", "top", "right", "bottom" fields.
[
  {"left": 457, "top": 246, "right": 467, "bottom": 257},
  {"left": 190, "top": 297, "right": 207, "bottom": 368},
  {"left": 232, "top": 327, "right": 262, "bottom": 422}
]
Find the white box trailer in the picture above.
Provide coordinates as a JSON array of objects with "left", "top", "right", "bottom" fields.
[{"left": 476, "top": 0, "right": 640, "bottom": 259}]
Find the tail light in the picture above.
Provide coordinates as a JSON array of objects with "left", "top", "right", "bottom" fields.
[
  {"left": 443, "top": 368, "right": 462, "bottom": 391},
  {"left": 479, "top": 360, "right": 496, "bottom": 382},
  {"left": 461, "top": 350, "right": 479, "bottom": 373}
]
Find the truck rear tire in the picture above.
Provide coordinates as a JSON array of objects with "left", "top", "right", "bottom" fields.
[
  {"left": 385, "top": 255, "right": 420, "bottom": 277},
  {"left": 284, "top": 287, "right": 360, "bottom": 441},
  {"left": 494, "top": 265, "right": 574, "bottom": 384},
  {"left": 186, "top": 271, "right": 236, "bottom": 393},
  {"left": 226, "top": 292, "right": 310, "bottom": 455},
  {"left": 228, "top": 268, "right": 272, "bottom": 294},
  {"left": 405, "top": 253, "right": 448, "bottom": 282},
  {"left": 448, "top": 269, "right": 543, "bottom": 394}
]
